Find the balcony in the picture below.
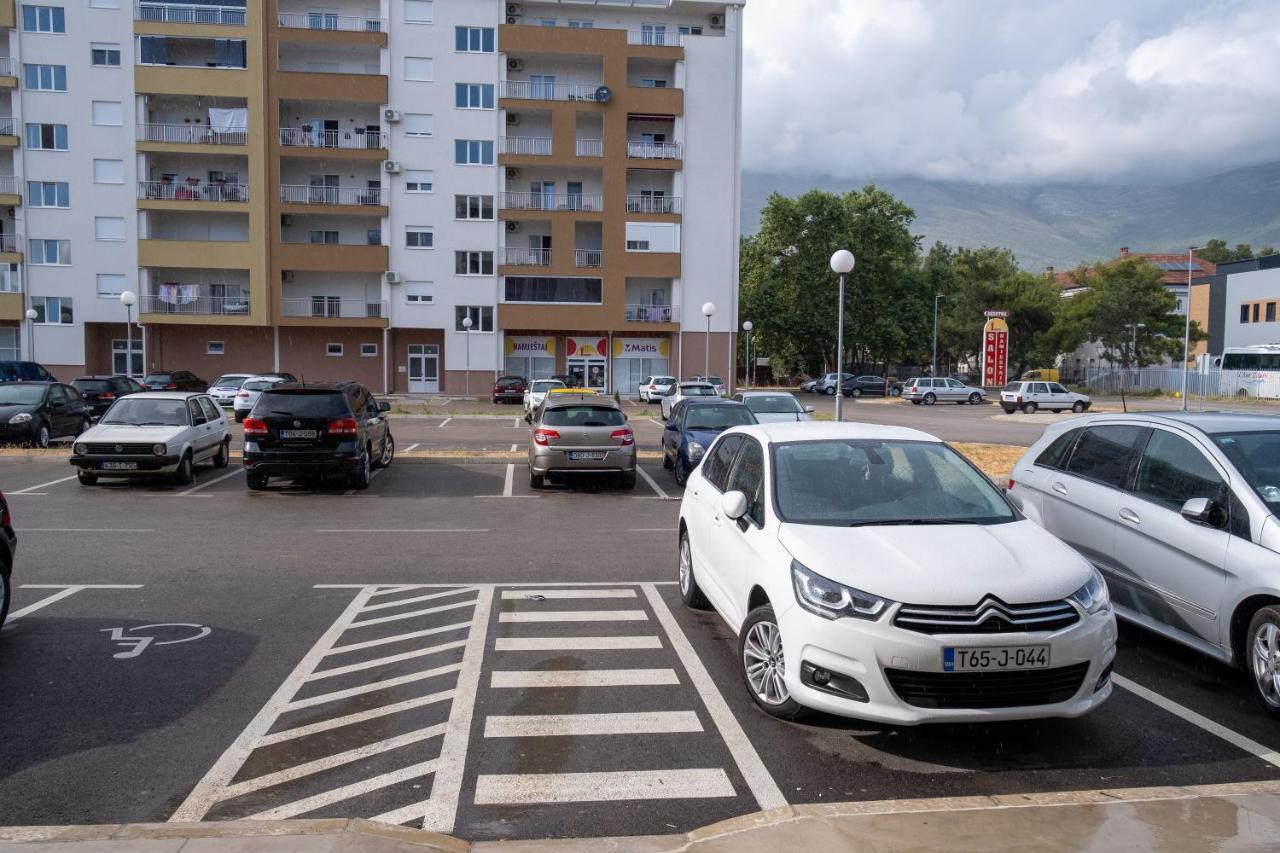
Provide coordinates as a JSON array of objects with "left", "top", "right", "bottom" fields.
[
  {"left": 574, "top": 249, "right": 602, "bottom": 268},
  {"left": 625, "top": 304, "right": 676, "bottom": 323},
  {"left": 503, "top": 248, "right": 551, "bottom": 267},
  {"left": 627, "top": 141, "right": 682, "bottom": 160},
  {"left": 136, "top": 2, "right": 247, "bottom": 26},
  {"left": 137, "top": 123, "right": 247, "bottom": 146},
  {"left": 575, "top": 139, "right": 603, "bottom": 158},
  {"left": 499, "top": 136, "right": 552, "bottom": 156},
  {"left": 138, "top": 180, "right": 248, "bottom": 203},
  {"left": 281, "top": 298, "right": 387, "bottom": 319},
  {"left": 280, "top": 184, "right": 383, "bottom": 206},
  {"left": 0, "top": 58, "right": 14, "bottom": 79},
  {"left": 500, "top": 192, "right": 602, "bottom": 213},
  {"left": 0, "top": 118, "right": 17, "bottom": 142},
  {"left": 277, "top": 11, "right": 385, "bottom": 32},
  {"left": 0, "top": 233, "right": 22, "bottom": 257},
  {"left": 141, "top": 293, "right": 250, "bottom": 316},
  {"left": 625, "top": 30, "right": 684, "bottom": 47},
  {"left": 0, "top": 176, "right": 18, "bottom": 196},
  {"left": 626, "top": 195, "right": 681, "bottom": 215},
  {"left": 279, "top": 127, "right": 385, "bottom": 150},
  {"left": 499, "top": 81, "right": 603, "bottom": 103}
]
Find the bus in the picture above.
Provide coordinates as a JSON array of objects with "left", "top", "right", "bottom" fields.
[{"left": 1214, "top": 344, "right": 1280, "bottom": 397}]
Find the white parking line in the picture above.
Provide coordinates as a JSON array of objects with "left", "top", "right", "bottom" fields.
[
  {"left": 647, "top": 417, "right": 664, "bottom": 427},
  {"left": 438, "top": 418, "right": 452, "bottom": 428},
  {"left": 359, "top": 588, "right": 476, "bottom": 612},
  {"left": 510, "top": 443, "right": 518, "bottom": 452},
  {"left": 282, "top": 663, "right": 464, "bottom": 712},
  {"left": 178, "top": 468, "right": 242, "bottom": 496},
  {"left": 253, "top": 691, "right": 456, "bottom": 748},
  {"left": 347, "top": 599, "right": 475, "bottom": 628},
  {"left": 474, "top": 769, "right": 735, "bottom": 805},
  {"left": 501, "top": 588, "right": 637, "bottom": 600},
  {"left": 503, "top": 463, "right": 514, "bottom": 497},
  {"left": 249, "top": 759, "right": 442, "bottom": 821},
  {"left": 484, "top": 711, "right": 702, "bottom": 738},
  {"left": 498, "top": 610, "right": 648, "bottom": 623},
  {"left": 328, "top": 622, "right": 472, "bottom": 655},
  {"left": 513, "top": 416, "right": 520, "bottom": 428},
  {"left": 495, "top": 635, "right": 661, "bottom": 651},
  {"left": 10, "top": 474, "right": 77, "bottom": 495},
  {"left": 404, "top": 443, "right": 420, "bottom": 452},
  {"left": 307, "top": 640, "right": 468, "bottom": 680},
  {"left": 16, "top": 528, "right": 154, "bottom": 533},
  {"left": 314, "top": 528, "right": 490, "bottom": 534},
  {"left": 637, "top": 466, "right": 670, "bottom": 499},
  {"left": 490, "top": 669, "right": 679, "bottom": 688},
  {"left": 6, "top": 584, "right": 143, "bottom": 622}
]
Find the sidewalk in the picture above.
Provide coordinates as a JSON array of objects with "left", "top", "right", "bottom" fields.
[{"left": 6, "top": 780, "right": 1280, "bottom": 852}]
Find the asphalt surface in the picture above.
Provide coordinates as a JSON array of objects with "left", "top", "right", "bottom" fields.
[{"left": 3, "top": 407, "right": 1280, "bottom": 841}]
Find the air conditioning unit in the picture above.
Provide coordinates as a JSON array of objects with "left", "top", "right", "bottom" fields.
[
  {"left": 506, "top": 14, "right": 520, "bottom": 24},
  {"left": 280, "top": 214, "right": 293, "bottom": 227},
  {"left": 383, "top": 108, "right": 401, "bottom": 123},
  {"left": 506, "top": 221, "right": 521, "bottom": 233},
  {"left": 384, "top": 271, "right": 401, "bottom": 285},
  {"left": 505, "top": 167, "right": 521, "bottom": 179},
  {"left": 282, "top": 270, "right": 295, "bottom": 283},
  {"left": 506, "top": 113, "right": 521, "bottom": 125},
  {"left": 709, "top": 13, "right": 724, "bottom": 28},
  {"left": 506, "top": 3, "right": 521, "bottom": 14},
  {"left": 383, "top": 160, "right": 402, "bottom": 174},
  {"left": 507, "top": 58, "right": 524, "bottom": 73}
]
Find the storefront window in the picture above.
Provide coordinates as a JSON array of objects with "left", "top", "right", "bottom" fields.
[{"left": 505, "top": 355, "right": 554, "bottom": 380}]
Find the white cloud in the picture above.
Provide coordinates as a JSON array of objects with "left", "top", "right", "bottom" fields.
[{"left": 742, "top": 0, "right": 1280, "bottom": 183}]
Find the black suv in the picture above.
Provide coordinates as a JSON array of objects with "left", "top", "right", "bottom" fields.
[
  {"left": 241, "top": 382, "right": 394, "bottom": 490},
  {"left": 143, "top": 370, "right": 207, "bottom": 392},
  {"left": 0, "top": 361, "right": 54, "bottom": 382}
]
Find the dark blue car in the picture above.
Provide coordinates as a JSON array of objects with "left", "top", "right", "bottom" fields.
[{"left": 662, "top": 399, "right": 758, "bottom": 486}]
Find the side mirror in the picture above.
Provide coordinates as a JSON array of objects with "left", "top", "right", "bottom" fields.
[
  {"left": 1181, "top": 497, "right": 1227, "bottom": 528},
  {"left": 803, "top": 406, "right": 815, "bottom": 413},
  {"left": 721, "top": 490, "right": 748, "bottom": 520},
  {"left": 378, "top": 401, "right": 391, "bottom": 412}
]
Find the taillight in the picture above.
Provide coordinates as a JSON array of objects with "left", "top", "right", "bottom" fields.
[
  {"left": 533, "top": 428, "right": 560, "bottom": 446},
  {"left": 611, "top": 428, "right": 634, "bottom": 446},
  {"left": 164, "top": 383, "right": 178, "bottom": 390},
  {"left": 101, "top": 392, "right": 115, "bottom": 400},
  {"left": 327, "top": 417, "right": 359, "bottom": 435},
  {"left": 236, "top": 391, "right": 250, "bottom": 398},
  {"left": 1008, "top": 479, "right": 1016, "bottom": 490},
  {"left": 242, "top": 417, "right": 268, "bottom": 436}
]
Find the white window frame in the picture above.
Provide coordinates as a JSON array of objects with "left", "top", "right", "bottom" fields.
[
  {"left": 404, "top": 56, "right": 434, "bottom": 81},
  {"left": 568, "top": 19, "right": 593, "bottom": 28},
  {"left": 27, "top": 180, "right": 68, "bottom": 208},
  {"left": 405, "top": 281, "right": 434, "bottom": 303},
  {"left": 207, "top": 341, "right": 225, "bottom": 355},
  {"left": 33, "top": 295, "right": 73, "bottom": 324},
  {"left": 455, "top": 82, "right": 495, "bottom": 110},
  {"left": 404, "top": 169, "right": 433, "bottom": 192},
  {"left": 91, "top": 42, "right": 121, "bottom": 67},
  {"left": 23, "top": 63, "right": 66, "bottom": 91},
  {"left": 96, "top": 273, "right": 126, "bottom": 298},
  {"left": 455, "top": 251, "right": 494, "bottom": 276},
  {"left": 22, "top": 5, "right": 65, "bottom": 34},
  {"left": 94, "top": 216, "right": 126, "bottom": 242},
  {"left": 405, "top": 227, "right": 434, "bottom": 249},
  {"left": 29, "top": 238, "right": 70, "bottom": 266},
  {"left": 360, "top": 343, "right": 378, "bottom": 357},
  {"left": 455, "top": 305, "right": 494, "bottom": 333},
  {"left": 454, "top": 194, "right": 494, "bottom": 221},
  {"left": 403, "top": 113, "right": 433, "bottom": 137},
  {"left": 455, "top": 26, "right": 495, "bottom": 53},
  {"left": 404, "top": 0, "right": 432, "bottom": 24},
  {"left": 326, "top": 342, "right": 344, "bottom": 357},
  {"left": 91, "top": 100, "right": 123, "bottom": 126},
  {"left": 25, "top": 122, "right": 67, "bottom": 150},
  {"left": 454, "top": 139, "right": 493, "bottom": 166}
]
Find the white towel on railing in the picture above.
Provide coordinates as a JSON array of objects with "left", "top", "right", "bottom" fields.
[{"left": 208, "top": 108, "right": 246, "bottom": 132}]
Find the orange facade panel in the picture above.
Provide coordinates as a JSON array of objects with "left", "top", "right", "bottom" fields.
[
  {"left": 274, "top": 71, "right": 387, "bottom": 103},
  {"left": 275, "top": 241, "right": 388, "bottom": 273},
  {"left": 135, "top": 65, "right": 251, "bottom": 98}
]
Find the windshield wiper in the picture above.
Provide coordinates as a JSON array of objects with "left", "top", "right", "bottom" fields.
[
  {"left": 135, "top": 421, "right": 177, "bottom": 426},
  {"left": 847, "top": 518, "right": 970, "bottom": 527}
]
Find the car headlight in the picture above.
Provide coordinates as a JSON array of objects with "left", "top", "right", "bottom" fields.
[
  {"left": 687, "top": 440, "right": 705, "bottom": 459},
  {"left": 74, "top": 443, "right": 86, "bottom": 455},
  {"left": 152, "top": 443, "right": 167, "bottom": 456},
  {"left": 791, "top": 560, "right": 891, "bottom": 621},
  {"left": 8, "top": 412, "right": 31, "bottom": 424},
  {"left": 1069, "top": 571, "right": 1110, "bottom": 615}
]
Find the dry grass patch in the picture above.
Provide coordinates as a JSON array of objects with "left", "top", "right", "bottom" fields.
[{"left": 952, "top": 442, "right": 1025, "bottom": 483}]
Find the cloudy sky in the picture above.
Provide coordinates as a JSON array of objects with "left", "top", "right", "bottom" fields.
[{"left": 741, "top": 0, "right": 1280, "bottom": 185}]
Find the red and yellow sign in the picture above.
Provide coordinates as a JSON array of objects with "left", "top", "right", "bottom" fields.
[
  {"left": 982, "top": 317, "right": 1009, "bottom": 387},
  {"left": 567, "top": 337, "right": 608, "bottom": 358}
]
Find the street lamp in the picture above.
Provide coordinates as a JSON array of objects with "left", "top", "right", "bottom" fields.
[
  {"left": 830, "top": 249, "right": 855, "bottom": 422},
  {"left": 24, "top": 308, "right": 37, "bottom": 361},
  {"left": 742, "top": 320, "right": 753, "bottom": 388},
  {"left": 701, "top": 302, "right": 715, "bottom": 377},
  {"left": 120, "top": 290, "right": 137, "bottom": 377},
  {"left": 1124, "top": 322, "right": 1146, "bottom": 373},
  {"left": 1182, "top": 246, "right": 1203, "bottom": 411},
  {"left": 931, "top": 293, "right": 945, "bottom": 378},
  {"left": 461, "top": 315, "right": 473, "bottom": 397}
]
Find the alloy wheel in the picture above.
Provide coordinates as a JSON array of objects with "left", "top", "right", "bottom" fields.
[
  {"left": 679, "top": 535, "right": 692, "bottom": 595},
  {"left": 1252, "top": 621, "right": 1280, "bottom": 709},
  {"left": 743, "top": 620, "right": 789, "bottom": 705}
]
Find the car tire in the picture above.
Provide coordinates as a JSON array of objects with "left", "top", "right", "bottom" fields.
[
  {"left": 923, "top": 392, "right": 936, "bottom": 406},
  {"left": 76, "top": 417, "right": 91, "bottom": 435},
  {"left": 529, "top": 469, "right": 544, "bottom": 490},
  {"left": 826, "top": 387, "right": 836, "bottom": 396},
  {"left": 1072, "top": 401, "right": 1086, "bottom": 413},
  {"left": 1022, "top": 402, "right": 1038, "bottom": 414},
  {"left": 678, "top": 529, "right": 709, "bottom": 609},
  {"left": 173, "top": 451, "right": 194, "bottom": 486},
  {"left": 662, "top": 449, "right": 674, "bottom": 469},
  {"left": 350, "top": 448, "right": 372, "bottom": 490},
  {"left": 1246, "top": 606, "right": 1280, "bottom": 719},
  {"left": 77, "top": 470, "right": 98, "bottom": 486},
  {"left": 374, "top": 433, "right": 395, "bottom": 469},
  {"left": 968, "top": 393, "right": 982, "bottom": 405},
  {"left": 619, "top": 470, "right": 637, "bottom": 490},
  {"left": 212, "top": 440, "right": 229, "bottom": 469},
  {"left": 1002, "top": 405, "right": 1017, "bottom": 414},
  {"left": 247, "top": 473, "right": 269, "bottom": 491},
  {"left": 738, "top": 604, "right": 806, "bottom": 720},
  {"left": 911, "top": 399, "right": 921, "bottom": 405},
  {"left": 674, "top": 454, "right": 690, "bottom": 487},
  {"left": 234, "top": 411, "right": 245, "bottom": 424},
  {"left": 33, "top": 422, "right": 50, "bottom": 449},
  {"left": 851, "top": 387, "right": 861, "bottom": 398}
]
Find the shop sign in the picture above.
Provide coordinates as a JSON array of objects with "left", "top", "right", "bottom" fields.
[
  {"left": 504, "top": 336, "right": 555, "bottom": 356},
  {"left": 981, "top": 317, "right": 1009, "bottom": 386},
  {"left": 567, "top": 337, "right": 608, "bottom": 358},
  {"left": 612, "top": 338, "right": 670, "bottom": 359}
]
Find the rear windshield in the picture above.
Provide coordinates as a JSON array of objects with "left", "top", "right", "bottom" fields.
[
  {"left": 212, "top": 375, "right": 247, "bottom": 388},
  {"left": 242, "top": 379, "right": 278, "bottom": 392},
  {"left": 743, "top": 395, "right": 803, "bottom": 415},
  {"left": 144, "top": 374, "right": 172, "bottom": 383},
  {"left": 497, "top": 377, "right": 524, "bottom": 387},
  {"left": 685, "top": 406, "right": 756, "bottom": 430},
  {"left": 530, "top": 380, "right": 563, "bottom": 393},
  {"left": 681, "top": 385, "right": 718, "bottom": 396},
  {"left": 542, "top": 406, "right": 626, "bottom": 427},
  {"left": 254, "top": 391, "right": 349, "bottom": 418},
  {"left": 1003, "top": 382, "right": 1022, "bottom": 392},
  {"left": 73, "top": 379, "right": 112, "bottom": 392}
]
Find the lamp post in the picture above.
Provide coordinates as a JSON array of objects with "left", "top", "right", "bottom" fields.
[
  {"left": 701, "top": 302, "right": 715, "bottom": 377},
  {"left": 931, "top": 293, "right": 944, "bottom": 378},
  {"left": 120, "top": 290, "right": 137, "bottom": 377},
  {"left": 830, "top": 249, "right": 855, "bottom": 422},
  {"left": 1124, "top": 322, "right": 1146, "bottom": 368},
  {"left": 742, "top": 320, "right": 753, "bottom": 388},
  {"left": 461, "top": 315, "right": 472, "bottom": 397},
  {"left": 24, "top": 308, "right": 37, "bottom": 361},
  {"left": 1182, "top": 246, "right": 1203, "bottom": 411}
]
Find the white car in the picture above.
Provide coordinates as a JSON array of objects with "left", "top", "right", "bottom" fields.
[
  {"left": 208, "top": 373, "right": 255, "bottom": 408},
  {"left": 639, "top": 375, "right": 677, "bottom": 403},
  {"left": 234, "top": 375, "right": 289, "bottom": 423},
  {"left": 661, "top": 381, "right": 720, "bottom": 420},
  {"left": 69, "top": 392, "right": 230, "bottom": 486},
  {"left": 676, "top": 422, "right": 1116, "bottom": 725},
  {"left": 523, "top": 378, "right": 566, "bottom": 421},
  {"left": 1000, "top": 381, "right": 1091, "bottom": 414},
  {"left": 732, "top": 391, "right": 814, "bottom": 423}
]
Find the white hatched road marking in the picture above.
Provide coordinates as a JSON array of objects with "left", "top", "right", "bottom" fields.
[
  {"left": 6, "top": 584, "right": 142, "bottom": 622},
  {"left": 327, "top": 622, "right": 472, "bottom": 655},
  {"left": 498, "top": 609, "right": 648, "bottom": 623},
  {"left": 254, "top": 691, "right": 456, "bottom": 748},
  {"left": 307, "top": 639, "right": 468, "bottom": 680},
  {"left": 438, "top": 418, "right": 452, "bottom": 428},
  {"left": 501, "top": 588, "right": 636, "bottom": 600},
  {"left": 178, "top": 468, "right": 242, "bottom": 496},
  {"left": 637, "top": 466, "right": 670, "bottom": 499},
  {"left": 10, "top": 474, "right": 77, "bottom": 494},
  {"left": 496, "top": 635, "right": 661, "bottom": 651},
  {"left": 403, "top": 443, "right": 420, "bottom": 452},
  {"left": 282, "top": 663, "right": 463, "bottom": 712},
  {"left": 485, "top": 711, "right": 702, "bottom": 738},
  {"left": 474, "top": 769, "right": 735, "bottom": 805},
  {"left": 359, "top": 588, "right": 475, "bottom": 612},
  {"left": 348, "top": 599, "right": 475, "bottom": 628},
  {"left": 248, "top": 759, "right": 442, "bottom": 821},
  {"left": 491, "top": 669, "right": 679, "bottom": 689}
]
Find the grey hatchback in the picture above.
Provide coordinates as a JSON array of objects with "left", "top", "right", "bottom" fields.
[{"left": 528, "top": 392, "right": 636, "bottom": 490}]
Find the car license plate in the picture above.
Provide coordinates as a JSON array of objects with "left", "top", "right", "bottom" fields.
[
  {"left": 101, "top": 461, "right": 138, "bottom": 471},
  {"left": 943, "top": 645, "right": 1049, "bottom": 672},
  {"left": 568, "top": 451, "right": 605, "bottom": 461},
  {"left": 279, "top": 429, "right": 316, "bottom": 439}
]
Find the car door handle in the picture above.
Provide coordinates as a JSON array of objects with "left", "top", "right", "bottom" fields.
[
  {"left": 1119, "top": 507, "right": 1141, "bottom": 525},
  {"left": 1051, "top": 482, "right": 1068, "bottom": 495}
]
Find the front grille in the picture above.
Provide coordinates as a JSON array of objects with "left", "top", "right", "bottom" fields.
[
  {"left": 894, "top": 597, "right": 1079, "bottom": 635},
  {"left": 885, "top": 662, "right": 1090, "bottom": 709},
  {"left": 82, "top": 443, "right": 154, "bottom": 455}
]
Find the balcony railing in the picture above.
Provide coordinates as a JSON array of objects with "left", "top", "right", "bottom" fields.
[
  {"left": 0, "top": 233, "right": 20, "bottom": 254},
  {"left": 0, "top": 176, "right": 18, "bottom": 195},
  {"left": 277, "top": 11, "right": 385, "bottom": 32},
  {"left": 0, "top": 267, "right": 20, "bottom": 293},
  {"left": 135, "top": 2, "right": 247, "bottom": 25},
  {"left": 281, "top": 298, "right": 387, "bottom": 319},
  {"left": 280, "top": 185, "right": 384, "bottom": 206},
  {"left": 627, "top": 141, "right": 682, "bottom": 159},
  {"left": 499, "top": 136, "right": 551, "bottom": 156},
  {"left": 0, "top": 118, "right": 16, "bottom": 136},
  {"left": 280, "top": 127, "right": 386, "bottom": 150},
  {"left": 142, "top": 294, "right": 251, "bottom": 316},
  {"left": 500, "top": 81, "right": 603, "bottom": 102},
  {"left": 500, "top": 192, "right": 602, "bottom": 212},
  {"left": 626, "top": 30, "right": 683, "bottom": 47},
  {"left": 0, "top": 58, "right": 15, "bottom": 77},
  {"left": 575, "top": 138, "right": 603, "bottom": 157},
  {"left": 625, "top": 304, "right": 675, "bottom": 323},
  {"left": 503, "top": 247, "right": 551, "bottom": 267},
  {"left": 626, "top": 195, "right": 681, "bottom": 214},
  {"left": 137, "top": 123, "right": 247, "bottom": 145},
  {"left": 139, "top": 180, "right": 249, "bottom": 202},
  {"left": 574, "top": 249, "right": 603, "bottom": 268}
]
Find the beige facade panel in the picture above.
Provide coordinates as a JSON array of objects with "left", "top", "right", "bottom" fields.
[
  {"left": 0, "top": 0, "right": 13, "bottom": 30},
  {"left": 279, "top": 201, "right": 388, "bottom": 219},
  {"left": 274, "top": 241, "right": 388, "bottom": 273},
  {"left": 0, "top": 192, "right": 18, "bottom": 207},
  {"left": 138, "top": 239, "right": 251, "bottom": 270},
  {"left": 275, "top": 28, "right": 387, "bottom": 48},
  {"left": 274, "top": 71, "right": 387, "bottom": 103},
  {"left": 0, "top": 292, "right": 22, "bottom": 322},
  {"left": 135, "top": 66, "right": 252, "bottom": 98},
  {"left": 136, "top": 140, "right": 249, "bottom": 157},
  {"left": 278, "top": 145, "right": 386, "bottom": 161}
]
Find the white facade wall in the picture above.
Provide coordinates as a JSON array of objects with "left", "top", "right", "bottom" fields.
[{"left": 1224, "top": 267, "right": 1280, "bottom": 348}]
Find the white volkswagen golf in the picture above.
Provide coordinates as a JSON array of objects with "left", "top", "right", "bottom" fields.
[{"left": 677, "top": 422, "right": 1116, "bottom": 725}]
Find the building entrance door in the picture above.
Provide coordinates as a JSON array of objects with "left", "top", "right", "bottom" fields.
[
  {"left": 567, "top": 356, "right": 607, "bottom": 392},
  {"left": 408, "top": 344, "right": 439, "bottom": 393}
]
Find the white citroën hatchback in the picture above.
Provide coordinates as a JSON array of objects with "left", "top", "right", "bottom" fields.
[{"left": 676, "top": 422, "right": 1117, "bottom": 725}]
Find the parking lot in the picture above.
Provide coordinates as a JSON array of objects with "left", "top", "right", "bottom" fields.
[{"left": 4, "top": 402, "right": 1280, "bottom": 841}]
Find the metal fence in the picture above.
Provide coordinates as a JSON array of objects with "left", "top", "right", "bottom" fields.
[{"left": 1078, "top": 367, "right": 1280, "bottom": 400}]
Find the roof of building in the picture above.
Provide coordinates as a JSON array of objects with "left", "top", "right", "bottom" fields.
[{"left": 1053, "top": 247, "right": 1217, "bottom": 291}]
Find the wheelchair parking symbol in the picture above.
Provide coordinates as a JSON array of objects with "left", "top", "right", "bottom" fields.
[{"left": 101, "top": 623, "right": 212, "bottom": 659}]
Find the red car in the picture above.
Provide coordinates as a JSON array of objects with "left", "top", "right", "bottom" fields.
[{"left": 492, "top": 375, "right": 526, "bottom": 404}]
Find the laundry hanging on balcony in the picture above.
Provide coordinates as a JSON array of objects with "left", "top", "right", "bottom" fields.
[{"left": 207, "top": 108, "right": 246, "bottom": 132}]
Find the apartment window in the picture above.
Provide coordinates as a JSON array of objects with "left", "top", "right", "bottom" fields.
[
  {"left": 24, "top": 63, "right": 66, "bottom": 92},
  {"left": 367, "top": 229, "right": 381, "bottom": 245},
  {"left": 25, "top": 123, "right": 67, "bottom": 150},
  {"left": 455, "top": 305, "right": 494, "bottom": 332},
  {"left": 538, "top": 18, "right": 556, "bottom": 27},
  {"left": 404, "top": 0, "right": 432, "bottom": 23},
  {"left": 405, "top": 281, "right": 433, "bottom": 303},
  {"left": 29, "top": 239, "right": 70, "bottom": 265},
  {"left": 96, "top": 273, "right": 126, "bottom": 297},
  {"left": 454, "top": 139, "right": 493, "bottom": 165},
  {"left": 93, "top": 159, "right": 124, "bottom": 183},
  {"left": 1241, "top": 304, "right": 1251, "bottom": 323},
  {"left": 309, "top": 230, "right": 339, "bottom": 245},
  {"left": 454, "top": 194, "right": 493, "bottom": 220},
  {"left": 404, "top": 57, "right": 434, "bottom": 81},
  {"left": 455, "top": 251, "right": 494, "bottom": 276},
  {"left": 625, "top": 222, "right": 679, "bottom": 252},
  {"left": 1269, "top": 303, "right": 1279, "bottom": 323},
  {"left": 0, "top": 328, "right": 17, "bottom": 361},
  {"left": 27, "top": 181, "right": 68, "bottom": 208},
  {"left": 91, "top": 43, "right": 121, "bottom": 67},
  {"left": 22, "top": 5, "right": 65, "bottom": 33},
  {"left": 91, "top": 101, "right": 123, "bottom": 126},
  {"left": 505, "top": 277, "right": 603, "bottom": 304},
  {"left": 207, "top": 341, "right": 225, "bottom": 355},
  {"left": 360, "top": 343, "right": 378, "bottom": 357},
  {"left": 405, "top": 169, "right": 433, "bottom": 192},
  {"left": 405, "top": 227, "right": 434, "bottom": 248},
  {"left": 326, "top": 342, "right": 343, "bottom": 356},
  {"left": 641, "top": 78, "right": 668, "bottom": 88},
  {"left": 568, "top": 20, "right": 593, "bottom": 28},
  {"left": 454, "top": 83, "right": 495, "bottom": 109},
  {"left": 95, "top": 217, "right": 125, "bottom": 241},
  {"left": 32, "top": 296, "right": 72, "bottom": 324},
  {"left": 403, "top": 113, "right": 433, "bottom": 137},
  {"left": 1254, "top": 303, "right": 1261, "bottom": 323},
  {"left": 455, "top": 26, "right": 495, "bottom": 53},
  {"left": 678, "top": 25, "right": 703, "bottom": 35}
]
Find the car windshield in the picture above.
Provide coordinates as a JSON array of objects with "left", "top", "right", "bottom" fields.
[
  {"left": 256, "top": 391, "right": 348, "bottom": 418},
  {"left": 773, "top": 439, "right": 1015, "bottom": 526},
  {"left": 542, "top": 406, "right": 626, "bottom": 427},
  {"left": 704, "top": 376, "right": 724, "bottom": 385},
  {"left": 681, "top": 385, "right": 718, "bottom": 396},
  {"left": 0, "top": 385, "right": 46, "bottom": 405},
  {"left": 530, "top": 380, "right": 563, "bottom": 393},
  {"left": 685, "top": 406, "right": 756, "bottom": 431},
  {"left": 143, "top": 374, "right": 171, "bottom": 383},
  {"left": 743, "top": 395, "right": 803, "bottom": 415},
  {"left": 1212, "top": 431, "right": 1280, "bottom": 514},
  {"left": 73, "top": 380, "right": 112, "bottom": 392},
  {"left": 652, "top": 376, "right": 676, "bottom": 384},
  {"left": 242, "top": 380, "right": 277, "bottom": 392},
  {"left": 212, "top": 375, "right": 247, "bottom": 387},
  {"left": 497, "top": 377, "right": 523, "bottom": 387},
  {"left": 101, "top": 398, "right": 189, "bottom": 426}
]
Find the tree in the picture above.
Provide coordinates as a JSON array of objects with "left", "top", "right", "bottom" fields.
[{"left": 1199, "top": 239, "right": 1277, "bottom": 264}]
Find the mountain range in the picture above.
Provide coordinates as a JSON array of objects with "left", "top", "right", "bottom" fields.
[{"left": 741, "top": 161, "right": 1280, "bottom": 272}]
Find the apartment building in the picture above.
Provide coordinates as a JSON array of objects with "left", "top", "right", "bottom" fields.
[{"left": 0, "top": 0, "right": 745, "bottom": 395}]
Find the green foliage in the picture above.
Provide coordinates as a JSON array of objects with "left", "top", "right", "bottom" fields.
[{"left": 1199, "top": 239, "right": 1277, "bottom": 264}]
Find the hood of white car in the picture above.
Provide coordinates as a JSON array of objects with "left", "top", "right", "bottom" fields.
[
  {"left": 777, "top": 519, "right": 1091, "bottom": 606},
  {"left": 80, "top": 423, "right": 186, "bottom": 444}
]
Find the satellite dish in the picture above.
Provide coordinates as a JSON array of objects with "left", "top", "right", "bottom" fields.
[{"left": 594, "top": 85, "right": 612, "bottom": 104}]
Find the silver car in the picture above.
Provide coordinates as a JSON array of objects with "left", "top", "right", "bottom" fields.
[
  {"left": 661, "top": 381, "right": 719, "bottom": 420},
  {"left": 523, "top": 378, "right": 566, "bottom": 422},
  {"left": 529, "top": 392, "right": 636, "bottom": 490},
  {"left": 731, "top": 390, "right": 814, "bottom": 423},
  {"left": 1010, "top": 412, "right": 1280, "bottom": 717},
  {"left": 903, "top": 377, "right": 986, "bottom": 405}
]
